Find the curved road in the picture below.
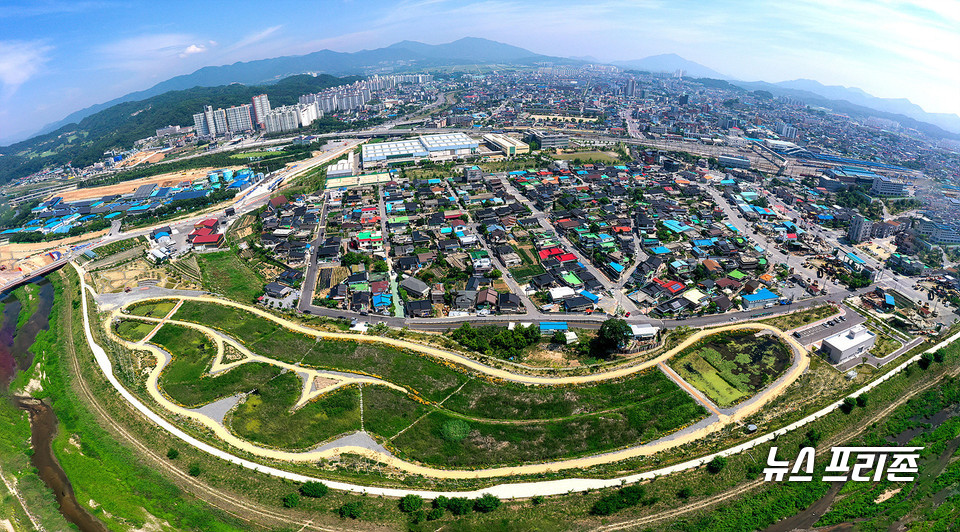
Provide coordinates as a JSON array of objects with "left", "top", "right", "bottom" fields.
[{"left": 74, "top": 261, "right": 960, "bottom": 498}]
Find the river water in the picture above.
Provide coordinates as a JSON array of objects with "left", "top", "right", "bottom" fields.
[
  {"left": 0, "top": 278, "right": 54, "bottom": 387},
  {"left": 2, "top": 276, "right": 109, "bottom": 532}
]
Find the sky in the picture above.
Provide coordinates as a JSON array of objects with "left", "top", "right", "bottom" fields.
[{"left": 1, "top": 0, "right": 958, "bottom": 145}]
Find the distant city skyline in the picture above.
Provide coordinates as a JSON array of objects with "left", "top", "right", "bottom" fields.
[{"left": 1, "top": 0, "right": 958, "bottom": 144}]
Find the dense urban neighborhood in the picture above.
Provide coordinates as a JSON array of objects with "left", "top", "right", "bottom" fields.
[{"left": 2, "top": 30, "right": 960, "bottom": 532}]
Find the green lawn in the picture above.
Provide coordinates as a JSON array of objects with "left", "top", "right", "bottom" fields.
[
  {"left": 149, "top": 323, "right": 282, "bottom": 408},
  {"left": 669, "top": 331, "right": 792, "bottom": 408},
  {"left": 127, "top": 300, "right": 177, "bottom": 318},
  {"left": 195, "top": 251, "right": 264, "bottom": 303},
  {"left": 228, "top": 375, "right": 362, "bottom": 450},
  {"left": 758, "top": 305, "right": 836, "bottom": 331},
  {"left": 391, "top": 394, "right": 705, "bottom": 467},
  {"left": 163, "top": 300, "right": 712, "bottom": 466},
  {"left": 553, "top": 151, "right": 621, "bottom": 164},
  {"left": 114, "top": 320, "right": 156, "bottom": 343}
]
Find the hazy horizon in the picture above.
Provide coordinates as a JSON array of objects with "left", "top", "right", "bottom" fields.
[{"left": 2, "top": 0, "right": 958, "bottom": 144}]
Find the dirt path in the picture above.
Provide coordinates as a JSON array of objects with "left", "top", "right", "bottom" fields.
[
  {"left": 60, "top": 271, "right": 346, "bottom": 532},
  {"left": 97, "top": 289, "right": 812, "bottom": 480}
]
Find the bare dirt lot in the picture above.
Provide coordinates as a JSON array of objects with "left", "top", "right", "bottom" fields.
[{"left": 51, "top": 166, "right": 245, "bottom": 202}]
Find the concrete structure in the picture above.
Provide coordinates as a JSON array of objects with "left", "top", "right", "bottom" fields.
[
  {"left": 361, "top": 133, "right": 478, "bottom": 168},
  {"left": 262, "top": 103, "right": 320, "bottom": 134},
  {"left": 718, "top": 154, "right": 751, "bottom": 169},
  {"left": 251, "top": 94, "right": 271, "bottom": 130},
  {"left": 483, "top": 133, "right": 529, "bottom": 156},
  {"left": 741, "top": 288, "right": 779, "bottom": 309},
  {"left": 847, "top": 215, "right": 873, "bottom": 244},
  {"left": 870, "top": 176, "right": 908, "bottom": 197},
  {"left": 225, "top": 104, "right": 254, "bottom": 133},
  {"left": 527, "top": 129, "right": 569, "bottom": 149},
  {"left": 821, "top": 324, "right": 876, "bottom": 364},
  {"left": 915, "top": 218, "right": 960, "bottom": 245}
]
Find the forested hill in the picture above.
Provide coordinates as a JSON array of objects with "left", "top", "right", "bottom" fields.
[{"left": 0, "top": 74, "right": 357, "bottom": 185}]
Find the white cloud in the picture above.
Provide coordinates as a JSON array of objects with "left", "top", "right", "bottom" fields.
[
  {"left": 0, "top": 40, "right": 52, "bottom": 97},
  {"left": 179, "top": 44, "right": 207, "bottom": 58},
  {"left": 96, "top": 33, "right": 212, "bottom": 72}
]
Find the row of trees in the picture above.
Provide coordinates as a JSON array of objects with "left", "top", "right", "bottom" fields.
[{"left": 450, "top": 322, "right": 541, "bottom": 360}]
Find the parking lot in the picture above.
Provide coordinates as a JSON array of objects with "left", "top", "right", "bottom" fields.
[{"left": 791, "top": 306, "right": 866, "bottom": 346}]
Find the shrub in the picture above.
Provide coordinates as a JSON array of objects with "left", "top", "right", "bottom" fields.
[
  {"left": 300, "top": 481, "right": 328, "bottom": 498},
  {"left": 707, "top": 455, "right": 727, "bottom": 474},
  {"left": 532, "top": 495, "right": 546, "bottom": 506},
  {"left": 399, "top": 494, "right": 423, "bottom": 513},
  {"left": 166, "top": 448, "right": 179, "bottom": 459},
  {"left": 440, "top": 419, "right": 471, "bottom": 442},
  {"left": 473, "top": 493, "right": 501, "bottom": 513},
  {"left": 411, "top": 510, "right": 425, "bottom": 524},
  {"left": 677, "top": 487, "right": 693, "bottom": 499},
  {"left": 933, "top": 349, "right": 945, "bottom": 363},
  {"left": 427, "top": 507, "right": 444, "bottom": 520},
  {"left": 841, "top": 397, "right": 856, "bottom": 414},
  {"left": 447, "top": 497, "right": 472, "bottom": 516},
  {"left": 856, "top": 394, "right": 868, "bottom": 408},
  {"left": 188, "top": 464, "right": 201, "bottom": 477},
  {"left": 282, "top": 493, "right": 300, "bottom": 508},
  {"left": 591, "top": 485, "right": 650, "bottom": 516},
  {"left": 433, "top": 495, "right": 449, "bottom": 509},
  {"left": 338, "top": 501, "right": 363, "bottom": 519},
  {"left": 919, "top": 353, "right": 933, "bottom": 370}
]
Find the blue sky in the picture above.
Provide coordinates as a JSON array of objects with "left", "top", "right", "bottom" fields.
[{"left": 1, "top": 0, "right": 958, "bottom": 144}]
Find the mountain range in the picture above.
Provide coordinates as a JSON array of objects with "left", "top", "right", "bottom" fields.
[
  {"left": 4, "top": 37, "right": 958, "bottom": 184},
  {"left": 30, "top": 37, "right": 569, "bottom": 140}
]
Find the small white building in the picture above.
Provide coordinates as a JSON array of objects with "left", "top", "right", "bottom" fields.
[
  {"left": 630, "top": 324, "right": 660, "bottom": 340},
  {"left": 822, "top": 325, "right": 876, "bottom": 364},
  {"left": 548, "top": 286, "right": 577, "bottom": 301}
]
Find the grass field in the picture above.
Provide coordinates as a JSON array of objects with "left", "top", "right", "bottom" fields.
[
  {"left": 509, "top": 264, "right": 545, "bottom": 282},
  {"left": 758, "top": 305, "right": 836, "bottom": 331},
  {"left": 195, "top": 250, "right": 264, "bottom": 303},
  {"left": 127, "top": 300, "right": 176, "bottom": 318},
  {"left": 228, "top": 376, "right": 362, "bottom": 449},
  {"left": 114, "top": 319, "right": 156, "bottom": 343},
  {"left": 670, "top": 331, "right": 792, "bottom": 408},
  {"left": 164, "top": 301, "right": 710, "bottom": 464},
  {"left": 149, "top": 323, "right": 282, "bottom": 408},
  {"left": 553, "top": 151, "right": 621, "bottom": 164}
]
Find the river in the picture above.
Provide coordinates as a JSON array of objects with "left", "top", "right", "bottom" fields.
[{"left": 2, "top": 276, "right": 109, "bottom": 532}]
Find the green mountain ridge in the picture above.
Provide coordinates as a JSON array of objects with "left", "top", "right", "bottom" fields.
[{"left": 0, "top": 74, "right": 357, "bottom": 185}]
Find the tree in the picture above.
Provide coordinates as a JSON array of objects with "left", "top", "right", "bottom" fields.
[
  {"left": 473, "top": 493, "right": 501, "bottom": 513},
  {"left": 282, "top": 493, "right": 300, "bottom": 508},
  {"left": 595, "top": 318, "right": 632, "bottom": 356},
  {"left": 446, "top": 497, "right": 472, "bottom": 516},
  {"left": 166, "top": 448, "right": 179, "bottom": 460},
  {"left": 706, "top": 455, "right": 727, "bottom": 474},
  {"left": 338, "top": 501, "right": 363, "bottom": 519},
  {"left": 341, "top": 252, "right": 368, "bottom": 267},
  {"left": 372, "top": 260, "right": 389, "bottom": 273},
  {"left": 460, "top": 214, "right": 469, "bottom": 222},
  {"left": 300, "top": 481, "right": 328, "bottom": 498},
  {"left": 840, "top": 397, "right": 856, "bottom": 414},
  {"left": 484, "top": 269, "right": 502, "bottom": 279},
  {"left": 552, "top": 330, "right": 567, "bottom": 344},
  {"left": 399, "top": 494, "right": 423, "bottom": 513}
]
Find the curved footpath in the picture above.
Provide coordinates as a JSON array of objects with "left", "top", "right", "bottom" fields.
[{"left": 72, "top": 262, "right": 960, "bottom": 499}]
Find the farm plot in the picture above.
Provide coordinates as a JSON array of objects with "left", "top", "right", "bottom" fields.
[{"left": 669, "top": 330, "right": 793, "bottom": 408}]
